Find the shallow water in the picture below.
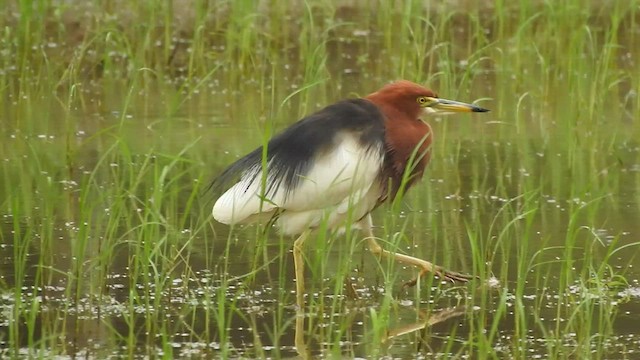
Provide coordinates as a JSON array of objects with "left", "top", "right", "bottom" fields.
[
  {"left": 2, "top": 2, "right": 640, "bottom": 359},
  {"left": 2, "top": 106, "right": 639, "bottom": 357}
]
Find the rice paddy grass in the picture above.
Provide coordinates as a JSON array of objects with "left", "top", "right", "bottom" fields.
[{"left": 1, "top": 0, "right": 640, "bottom": 358}]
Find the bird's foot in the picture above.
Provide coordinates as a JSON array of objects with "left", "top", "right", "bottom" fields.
[{"left": 403, "top": 266, "right": 475, "bottom": 288}]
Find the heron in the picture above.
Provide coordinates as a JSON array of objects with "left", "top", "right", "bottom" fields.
[{"left": 211, "top": 80, "right": 489, "bottom": 312}]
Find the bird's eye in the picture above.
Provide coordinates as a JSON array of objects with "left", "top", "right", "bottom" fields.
[{"left": 417, "top": 97, "right": 428, "bottom": 105}]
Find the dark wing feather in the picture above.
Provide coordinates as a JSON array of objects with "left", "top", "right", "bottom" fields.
[{"left": 210, "top": 98, "right": 386, "bottom": 200}]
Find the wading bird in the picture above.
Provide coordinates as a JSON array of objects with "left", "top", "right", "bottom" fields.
[{"left": 211, "top": 80, "right": 488, "bottom": 310}]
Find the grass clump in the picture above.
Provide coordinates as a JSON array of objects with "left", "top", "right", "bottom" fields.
[{"left": 1, "top": 0, "right": 639, "bottom": 358}]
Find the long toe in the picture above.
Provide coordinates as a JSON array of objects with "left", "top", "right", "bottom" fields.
[
  {"left": 440, "top": 269, "right": 475, "bottom": 283},
  {"left": 403, "top": 267, "right": 475, "bottom": 288}
]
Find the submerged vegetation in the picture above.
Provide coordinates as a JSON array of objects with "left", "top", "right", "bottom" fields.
[{"left": 1, "top": 0, "right": 639, "bottom": 358}]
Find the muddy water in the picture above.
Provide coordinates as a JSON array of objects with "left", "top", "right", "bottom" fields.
[{"left": 1, "top": 95, "right": 639, "bottom": 357}]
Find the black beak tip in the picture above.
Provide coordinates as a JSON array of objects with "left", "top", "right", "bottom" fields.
[{"left": 473, "top": 106, "right": 490, "bottom": 113}]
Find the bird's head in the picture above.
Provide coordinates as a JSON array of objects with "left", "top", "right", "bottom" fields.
[{"left": 366, "top": 80, "right": 489, "bottom": 120}]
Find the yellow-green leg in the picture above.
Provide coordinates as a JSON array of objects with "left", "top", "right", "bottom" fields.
[
  {"left": 293, "top": 230, "right": 311, "bottom": 359},
  {"left": 360, "top": 215, "right": 473, "bottom": 286}
]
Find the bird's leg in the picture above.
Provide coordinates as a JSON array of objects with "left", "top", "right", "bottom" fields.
[
  {"left": 360, "top": 215, "right": 473, "bottom": 287},
  {"left": 293, "top": 230, "right": 311, "bottom": 309},
  {"left": 292, "top": 230, "right": 311, "bottom": 358}
]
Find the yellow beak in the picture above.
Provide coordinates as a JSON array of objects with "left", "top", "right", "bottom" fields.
[{"left": 428, "top": 97, "right": 489, "bottom": 113}]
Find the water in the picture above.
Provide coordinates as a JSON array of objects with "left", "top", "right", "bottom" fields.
[
  {"left": 2, "top": 102, "right": 638, "bottom": 357},
  {"left": 1, "top": 3, "right": 640, "bottom": 358}
]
